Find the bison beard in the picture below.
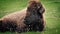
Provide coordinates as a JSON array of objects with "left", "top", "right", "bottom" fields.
[{"left": 0, "top": 1, "right": 45, "bottom": 33}]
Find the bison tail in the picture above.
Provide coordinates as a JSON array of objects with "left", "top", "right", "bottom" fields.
[
  {"left": 0, "top": 19, "right": 4, "bottom": 32},
  {"left": 0, "top": 19, "right": 2, "bottom": 26}
]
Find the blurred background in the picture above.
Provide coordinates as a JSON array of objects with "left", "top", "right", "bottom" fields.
[{"left": 0, "top": 0, "right": 60, "bottom": 34}]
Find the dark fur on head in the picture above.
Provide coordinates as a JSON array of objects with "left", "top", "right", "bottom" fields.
[
  {"left": 28, "top": 1, "right": 45, "bottom": 14},
  {"left": 24, "top": 1, "right": 45, "bottom": 32}
]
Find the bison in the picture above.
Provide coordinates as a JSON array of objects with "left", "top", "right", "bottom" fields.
[{"left": 0, "top": 0, "right": 45, "bottom": 33}]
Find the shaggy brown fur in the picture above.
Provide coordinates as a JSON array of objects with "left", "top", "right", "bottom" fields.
[
  {"left": 0, "top": 0, "right": 45, "bottom": 33},
  {"left": 0, "top": 8, "right": 28, "bottom": 32}
]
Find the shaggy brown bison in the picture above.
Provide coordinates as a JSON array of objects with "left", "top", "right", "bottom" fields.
[{"left": 0, "top": 0, "right": 45, "bottom": 33}]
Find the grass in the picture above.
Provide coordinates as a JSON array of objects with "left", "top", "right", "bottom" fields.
[{"left": 0, "top": 0, "right": 60, "bottom": 34}]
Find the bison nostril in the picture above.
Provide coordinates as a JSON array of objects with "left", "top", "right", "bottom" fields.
[{"left": 37, "top": 27, "right": 39, "bottom": 29}]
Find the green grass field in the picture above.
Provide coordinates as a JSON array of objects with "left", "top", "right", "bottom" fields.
[{"left": 0, "top": 0, "right": 60, "bottom": 34}]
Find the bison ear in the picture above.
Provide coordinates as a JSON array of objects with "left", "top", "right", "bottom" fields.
[
  {"left": 38, "top": 5, "right": 45, "bottom": 14},
  {"left": 39, "top": 7, "right": 45, "bottom": 14}
]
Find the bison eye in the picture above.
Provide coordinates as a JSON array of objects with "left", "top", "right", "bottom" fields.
[{"left": 37, "top": 3, "right": 41, "bottom": 9}]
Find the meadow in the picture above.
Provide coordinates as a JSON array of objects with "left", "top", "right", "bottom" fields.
[{"left": 0, "top": 0, "right": 60, "bottom": 34}]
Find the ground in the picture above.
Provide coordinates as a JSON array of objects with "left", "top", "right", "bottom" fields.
[{"left": 0, "top": 0, "right": 60, "bottom": 34}]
